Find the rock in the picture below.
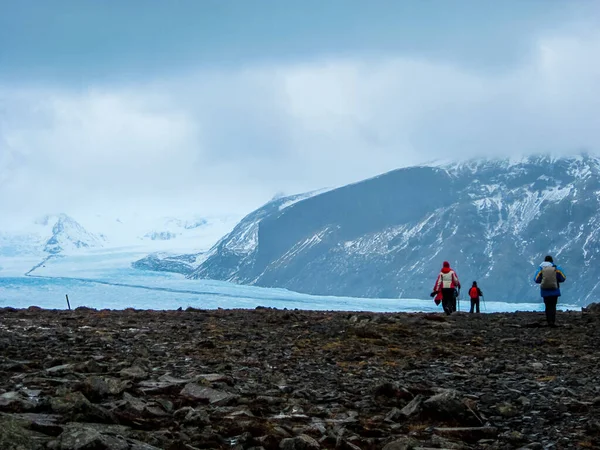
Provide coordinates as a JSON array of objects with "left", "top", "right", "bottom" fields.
[
  {"left": 198, "top": 373, "right": 231, "bottom": 384},
  {"left": 74, "top": 359, "right": 105, "bottom": 373},
  {"left": 180, "top": 383, "right": 235, "bottom": 405},
  {"left": 0, "top": 414, "right": 47, "bottom": 450},
  {"left": 185, "top": 409, "right": 211, "bottom": 426},
  {"left": 0, "top": 391, "right": 38, "bottom": 412},
  {"left": 496, "top": 402, "right": 519, "bottom": 417},
  {"left": 531, "top": 362, "right": 544, "bottom": 371},
  {"left": 400, "top": 394, "right": 424, "bottom": 418},
  {"left": 79, "top": 376, "right": 130, "bottom": 400},
  {"left": 279, "top": 434, "right": 320, "bottom": 450},
  {"left": 423, "top": 390, "right": 467, "bottom": 420},
  {"left": 45, "top": 364, "right": 75, "bottom": 375},
  {"left": 50, "top": 392, "right": 90, "bottom": 415},
  {"left": 56, "top": 424, "right": 129, "bottom": 450},
  {"left": 129, "top": 441, "right": 163, "bottom": 450},
  {"left": 382, "top": 437, "right": 421, "bottom": 450},
  {"left": 137, "top": 375, "right": 195, "bottom": 394},
  {"left": 119, "top": 366, "right": 148, "bottom": 380},
  {"left": 12, "top": 413, "right": 63, "bottom": 436},
  {"left": 373, "top": 382, "right": 397, "bottom": 397},
  {"left": 499, "top": 430, "right": 528, "bottom": 443},
  {"left": 50, "top": 391, "right": 116, "bottom": 424},
  {"left": 582, "top": 302, "right": 600, "bottom": 313}
]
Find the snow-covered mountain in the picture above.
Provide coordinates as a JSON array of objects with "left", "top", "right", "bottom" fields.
[
  {"left": 0, "top": 212, "right": 239, "bottom": 277},
  {"left": 0, "top": 213, "right": 103, "bottom": 256},
  {"left": 41, "top": 214, "right": 104, "bottom": 254},
  {"left": 176, "top": 154, "right": 600, "bottom": 305}
]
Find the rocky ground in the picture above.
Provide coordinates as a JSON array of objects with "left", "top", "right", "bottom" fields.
[{"left": 0, "top": 306, "right": 599, "bottom": 450}]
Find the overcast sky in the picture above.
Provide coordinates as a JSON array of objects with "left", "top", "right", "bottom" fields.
[{"left": 1, "top": 0, "right": 599, "bottom": 224}]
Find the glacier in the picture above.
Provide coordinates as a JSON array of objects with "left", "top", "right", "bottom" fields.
[{"left": 0, "top": 250, "right": 580, "bottom": 313}]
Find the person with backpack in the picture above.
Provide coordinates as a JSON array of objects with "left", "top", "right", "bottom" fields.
[
  {"left": 468, "top": 281, "right": 483, "bottom": 313},
  {"left": 432, "top": 261, "right": 461, "bottom": 315},
  {"left": 533, "top": 255, "right": 566, "bottom": 327}
]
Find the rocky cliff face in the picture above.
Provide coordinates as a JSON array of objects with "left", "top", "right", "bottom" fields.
[{"left": 188, "top": 155, "right": 600, "bottom": 305}]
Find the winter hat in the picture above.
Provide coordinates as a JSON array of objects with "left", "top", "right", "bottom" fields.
[
  {"left": 472, "top": 281, "right": 477, "bottom": 286},
  {"left": 544, "top": 255, "right": 553, "bottom": 263},
  {"left": 443, "top": 261, "right": 450, "bottom": 268}
]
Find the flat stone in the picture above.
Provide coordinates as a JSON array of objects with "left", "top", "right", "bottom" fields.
[
  {"left": 180, "top": 384, "right": 235, "bottom": 405},
  {"left": 45, "top": 364, "right": 75, "bottom": 375},
  {"left": 198, "top": 373, "right": 230, "bottom": 383}
]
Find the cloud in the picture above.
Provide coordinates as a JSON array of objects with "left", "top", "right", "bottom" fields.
[{"left": 1, "top": 26, "right": 599, "bottom": 223}]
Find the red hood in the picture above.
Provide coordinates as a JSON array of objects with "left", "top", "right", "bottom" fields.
[{"left": 441, "top": 267, "right": 452, "bottom": 273}]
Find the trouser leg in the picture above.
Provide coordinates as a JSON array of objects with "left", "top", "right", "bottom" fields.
[
  {"left": 475, "top": 299, "right": 480, "bottom": 313},
  {"left": 544, "top": 296, "right": 558, "bottom": 325},
  {"left": 469, "top": 299, "right": 475, "bottom": 313},
  {"left": 442, "top": 289, "right": 453, "bottom": 315}
]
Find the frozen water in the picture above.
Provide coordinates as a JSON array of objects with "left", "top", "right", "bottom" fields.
[
  {"left": 0, "top": 276, "right": 578, "bottom": 313},
  {"left": 0, "top": 250, "right": 579, "bottom": 313}
]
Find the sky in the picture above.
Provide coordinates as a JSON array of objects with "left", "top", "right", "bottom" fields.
[{"left": 1, "top": 0, "right": 599, "bottom": 225}]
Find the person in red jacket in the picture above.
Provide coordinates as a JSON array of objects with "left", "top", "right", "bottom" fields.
[
  {"left": 432, "top": 261, "right": 461, "bottom": 315},
  {"left": 468, "top": 281, "right": 483, "bottom": 313}
]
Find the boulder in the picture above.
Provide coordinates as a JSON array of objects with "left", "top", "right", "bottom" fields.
[
  {"left": 582, "top": 302, "right": 600, "bottom": 313},
  {"left": 423, "top": 390, "right": 467, "bottom": 421}
]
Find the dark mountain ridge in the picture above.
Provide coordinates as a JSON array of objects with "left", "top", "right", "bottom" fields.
[{"left": 148, "top": 154, "right": 598, "bottom": 305}]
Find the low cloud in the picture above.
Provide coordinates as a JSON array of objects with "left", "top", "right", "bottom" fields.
[{"left": 1, "top": 27, "right": 599, "bottom": 224}]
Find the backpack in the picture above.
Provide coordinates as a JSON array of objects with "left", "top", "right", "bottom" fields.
[
  {"left": 439, "top": 270, "right": 455, "bottom": 288},
  {"left": 469, "top": 287, "right": 480, "bottom": 299},
  {"left": 540, "top": 265, "right": 558, "bottom": 290}
]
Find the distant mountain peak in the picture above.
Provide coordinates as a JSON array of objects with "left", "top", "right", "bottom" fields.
[{"left": 43, "top": 213, "right": 104, "bottom": 254}]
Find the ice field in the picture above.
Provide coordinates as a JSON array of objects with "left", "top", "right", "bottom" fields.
[{"left": 0, "top": 250, "right": 580, "bottom": 313}]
